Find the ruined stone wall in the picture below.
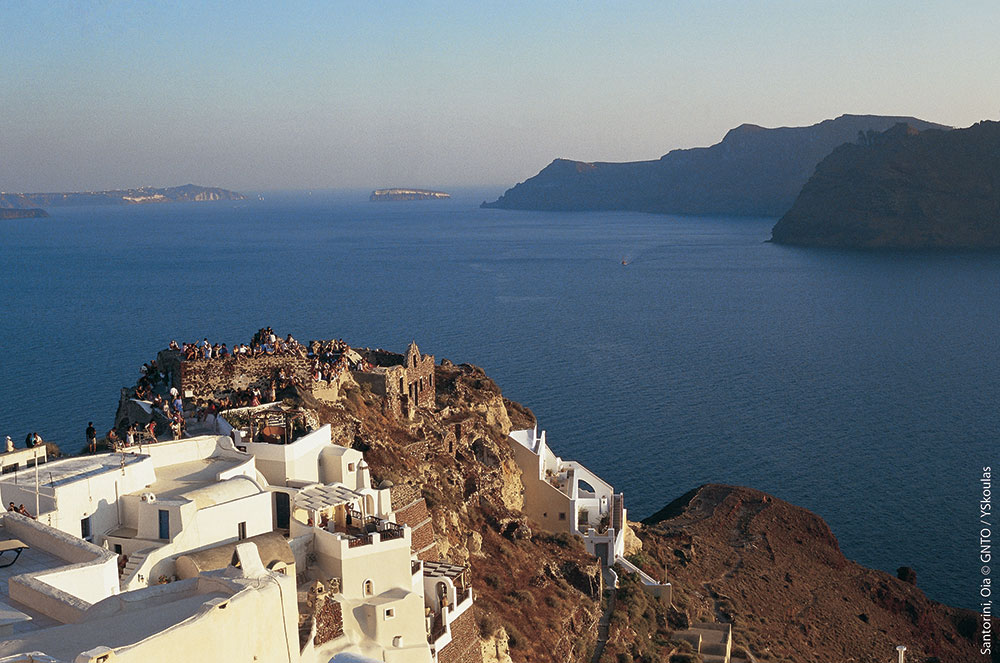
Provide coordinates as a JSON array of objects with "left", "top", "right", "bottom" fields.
[
  {"left": 312, "top": 371, "right": 354, "bottom": 404},
  {"left": 179, "top": 356, "right": 312, "bottom": 400},
  {"left": 439, "top": 607, "right": 484, "bottom": 663}
]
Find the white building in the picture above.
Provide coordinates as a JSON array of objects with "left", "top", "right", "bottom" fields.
[
  {"left": 508, "top": 426, "right": 625, "bottom": 564},
  {"left": 0, "top": 435, "right": 273, "bottom": 591},
  {"left": 508, "top": 425, "right": 671, "bottom": 603},
  {"left": 0, "top": 513, "right": 297, "bottom": 663},
  {"left": 0, "top": 409, "right": 479, "bottom": 663}
]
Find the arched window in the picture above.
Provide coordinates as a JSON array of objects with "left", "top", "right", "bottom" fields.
[{"left": 363, "top": 579, "right": 374, "bottom": 596}]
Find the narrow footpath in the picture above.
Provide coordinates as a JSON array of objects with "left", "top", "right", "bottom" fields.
[{"left": 590, "top": 566, "right": 618, "bottom": 663}]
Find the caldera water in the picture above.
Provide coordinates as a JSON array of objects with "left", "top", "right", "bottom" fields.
[{"left": 1, "top": 189, "right": 995, "bottom": 610}]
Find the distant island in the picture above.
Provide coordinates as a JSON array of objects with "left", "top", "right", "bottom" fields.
[
  {"left": 370, "top": 188, "right": 450, "bottom": 201},
  {"left": 771, "top": 120, "right": 1000, "bottom": 248},
  {"left": 0, "top": 208, "right": 48, "bottom": 219},
  {"left": 482, "top": 114, "right": 948, "bottom": 217},
  {"left": 0, "top": 184, "right": 246, "bottom": 208}
]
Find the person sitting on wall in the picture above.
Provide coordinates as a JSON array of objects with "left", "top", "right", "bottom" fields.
[
  {"left": 5, "top": 436, "right": 13, "bottom": 453},
  {"left": 146, "top": 420, "right": 157, "bottom": 441},
  {"left": 107, "top": 428, "right": 119, "bottom": 450},
  {"left": 17, "top": 504, "right": 33, "bottom": 519},
  {"left": 7, "top": 502, "right": 16, "bottom": 512},
  {"left": 168, "top": 340, "right": 180, "bottom": 351}
]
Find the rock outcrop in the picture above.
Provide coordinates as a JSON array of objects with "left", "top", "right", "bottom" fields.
[
  {"left": 0, "top": 184, "right": 245, "bottom": 208},
  {"left": 771, "top": 120, "right": 1000, "bottom": 248},
  {"left": 483, "top": 115, "right": 948, "bottom": 217},
  {"left": 628, "top": 484, "right": 979, "bottom": 663},
  {"left": 370, "top": 188, "right": 450, "bottom": 201}
]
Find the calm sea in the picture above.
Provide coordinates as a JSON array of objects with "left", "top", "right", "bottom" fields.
[{"left": 1, "top": 190, "right": 996, "bottom": 610}]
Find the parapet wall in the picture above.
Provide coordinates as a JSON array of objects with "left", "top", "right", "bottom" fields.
[
  {"left": 179, "top": 355, "right": 312, "bottom": 400},
  {"left": 4, "top": 512, "right": 119, "bottom": 624}
]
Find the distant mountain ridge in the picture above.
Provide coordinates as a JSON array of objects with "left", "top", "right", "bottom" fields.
[
  {"left": 0, "top": 184, "right": 246, "bottom": 208},
  {"left": 770, "top": 120, "right": 1000, "bottom": 248},
  {"left": 483, "top": 115, "right": 949, "bottom": 217}
]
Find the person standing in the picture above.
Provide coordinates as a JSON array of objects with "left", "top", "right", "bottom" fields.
[
  {"left": 86, "top": 422, "right": 97, "bottom": 453},
  {"left": 5, "top": 436, "right": 13, "bottom": 453}
]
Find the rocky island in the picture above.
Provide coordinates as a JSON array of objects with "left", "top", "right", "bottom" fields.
[
  {"left": 0, "top": 207, "right": 48, "bottom": 219},
  {"left": 771, "top": 120, "right": 1000, "bottom": 248},
  {"left": 482, "top": 115, "right": 948, "bottom": 217},
  {"left": 370, "top": 188, "right": 451, "bottom": 201},
  {"left": 0, "top": 329, "right": 979, "bottom": 663},
  {"left": 0, "top": 183, "right": 246, "bottom": 208}
]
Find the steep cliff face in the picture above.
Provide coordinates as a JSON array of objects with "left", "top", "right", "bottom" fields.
[
  {"left": 482, "top": 115, "right": 948, "bottom": 217},
  {"left": 633, "top": 484, "right": 979, "bottom": 663},
  {"left": 314, "top": 363, "right": 601, "bottom": 663},
  {"left": 771, "top": 121, "right": 1000, "bottom": 248}
]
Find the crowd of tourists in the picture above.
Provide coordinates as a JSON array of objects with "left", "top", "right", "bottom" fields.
[{"left": 173, "top": 327, "right": 307, "bottom": 361}]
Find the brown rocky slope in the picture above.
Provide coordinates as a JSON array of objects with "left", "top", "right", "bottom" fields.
[
  {"left": 631, "top": 484, "right": 978, "bottom": 663},
  {"left": 311, "top": 361, "right": 603, "bottom": 663},
  {"left": 304, "top": 361, "right": 978, "bottom": 663}
]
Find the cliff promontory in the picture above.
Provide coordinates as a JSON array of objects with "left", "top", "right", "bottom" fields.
[
  {"left": 482, "top": 115, "right": 947, "bottom": 217},
  {"left": 626, "top": 484, "right": 979, "bottom": 663},
  {"left": 770, "top": 120, "right": 1000, "bottom": 248},
  {"left": 0, "top": 184, "right": 245, "bottom": 208}
]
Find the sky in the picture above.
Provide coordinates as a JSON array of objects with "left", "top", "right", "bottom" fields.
[{"left": 2, "top": 1, "right": 998, "bottom": 192}]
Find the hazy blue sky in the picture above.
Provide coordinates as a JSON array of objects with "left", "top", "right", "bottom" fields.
[{"left": 2, "top": 1, "right": 997, "bottom": 191}]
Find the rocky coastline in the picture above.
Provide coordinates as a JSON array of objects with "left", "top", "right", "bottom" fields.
[
  {"left": 113, "top": 333, "right": 980, "bottom": 662},
  {"left": 771, "top": 120, "right": 1000, "bottom": 249},
  {"left": 482, "top": 115, "right": 948, "bottom": 217},
  {"left": 0, "top": 184, "right": 246, "bottom": 208}
]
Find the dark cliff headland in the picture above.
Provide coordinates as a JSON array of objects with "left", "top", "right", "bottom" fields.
[
  {"left": 0, "top": 184, "right": 246, "bottom": 208},
  {"left": 771, "top": 120, "right": 1000, "bottom": 248},
  {"left": 0, "top": 208, "right": 48, "bottom": 219},
  {"left": 483, "top": 114, "right": 947, "bottom": 217}
]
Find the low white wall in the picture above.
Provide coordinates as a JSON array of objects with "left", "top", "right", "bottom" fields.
[
  {"left": 3, "top": 513, "right": 119, "bottom": 624},
  {"left": 243, "top": 425, "right": 332, "bottom": 486}
]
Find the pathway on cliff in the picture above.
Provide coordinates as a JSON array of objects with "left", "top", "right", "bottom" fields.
[{"left": 590, "top": 566, "right": 618, "bottom": 663}]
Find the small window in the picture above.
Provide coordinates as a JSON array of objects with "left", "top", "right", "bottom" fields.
[
  {"left": 1, "top": 463, "right": 18, "bottom": 474},
  {"left": 114, "top": 544, "right": 123, "bottom": 555},
  {"left": 81, "top": 517, "right": 92, "bottom": 539},
  {"left": 558, "top": 512, "right": 566, "bottom": 521},
  {"left": 384, "top": 608, "right": 395, "bottom": 619},
  {"left": 363, "top": 579, "right": 374, "bottom": 596},
  {"left": 348, "top": 463, "right": 356, "bottom": 472},
  {"left": 238, "top": 521, "right": 247, "bottom": 540},
  {"left": 542, "top": 512, "right": 548, "bottom": 518}
]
